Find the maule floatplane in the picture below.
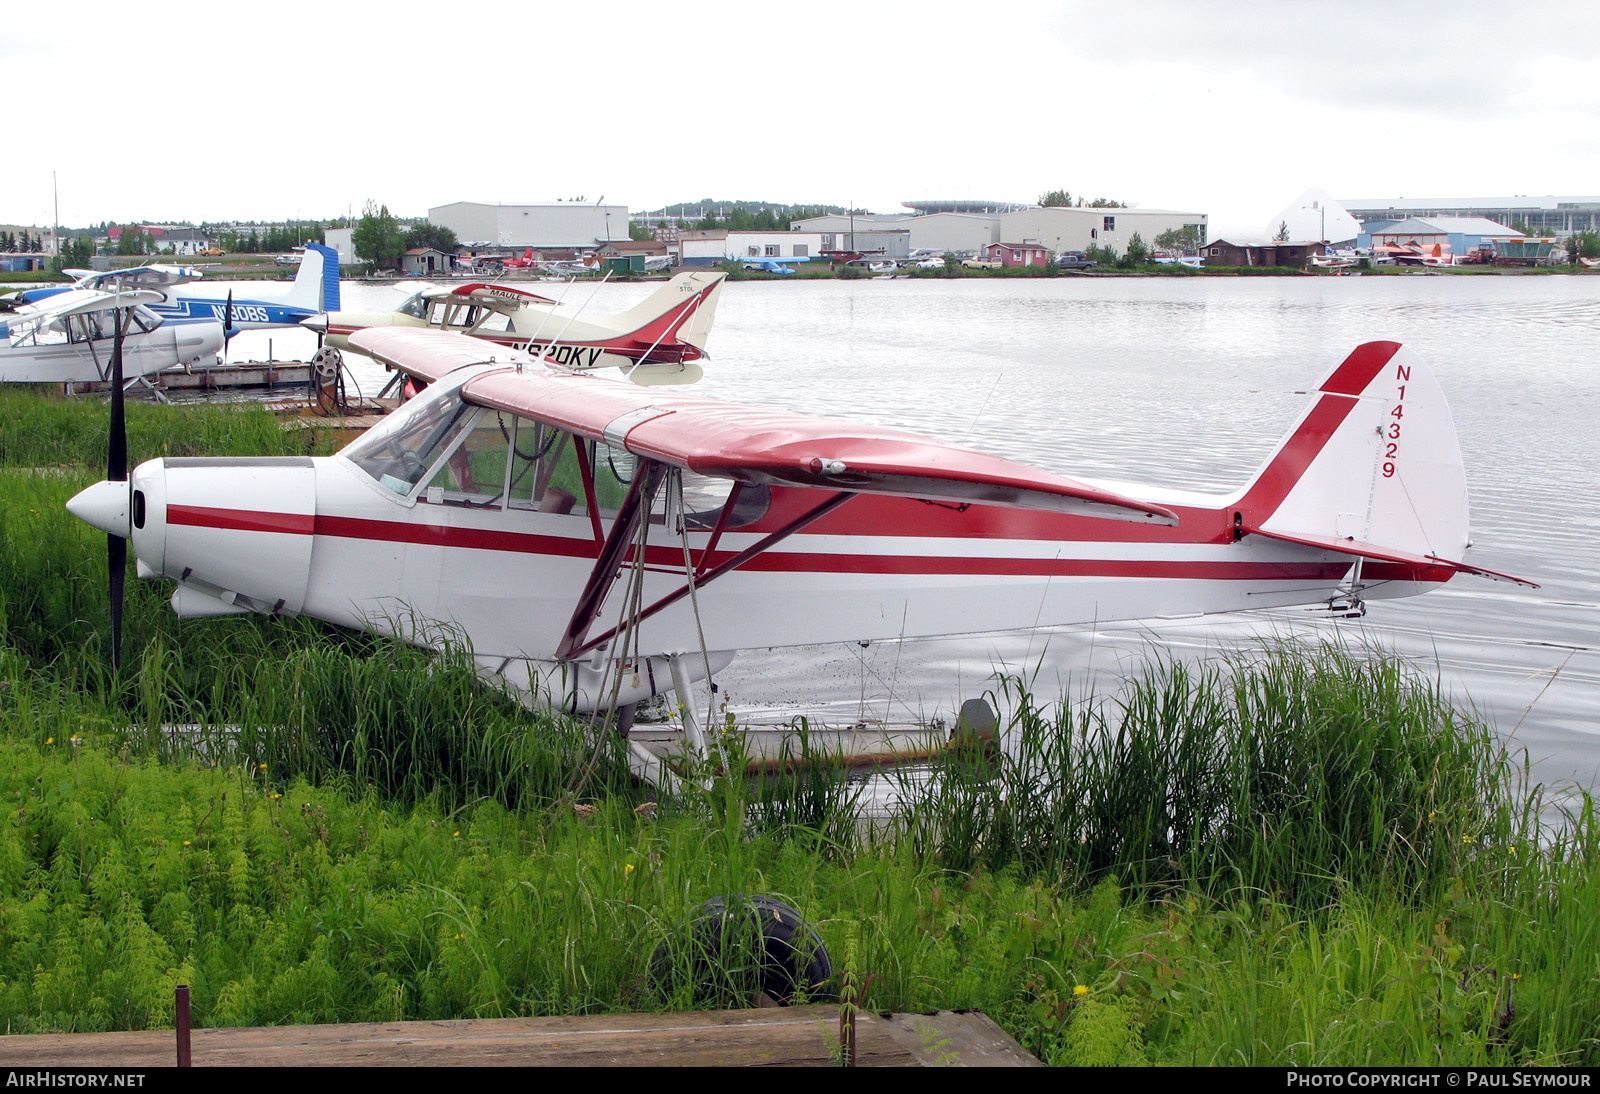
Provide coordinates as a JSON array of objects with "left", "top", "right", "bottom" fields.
[
  {"left": 306, "top": 270, "right": 724, "bottom": 386},
  {"left": 66, "top": 328, "right": 1531, "bottom": 787}
]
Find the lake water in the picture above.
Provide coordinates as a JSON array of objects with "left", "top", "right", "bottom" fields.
[{"left": 231, "top": 274, "right": 1600, "bottom": 788}]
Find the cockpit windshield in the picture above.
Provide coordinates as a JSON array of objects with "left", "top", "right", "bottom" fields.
[
  {"left": 396, "top": 291, "right": 428, "bottom": 320},
  {"left": 341, "top": 380, "right": 474, "bottom": 495}
]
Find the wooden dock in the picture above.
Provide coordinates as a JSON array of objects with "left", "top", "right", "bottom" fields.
[
  {"left": 70, "top": 360, "right": 316, "bottom": 395},
  {"left": 0, "top": 1006, "right": 1039, "bottom": 1067}
]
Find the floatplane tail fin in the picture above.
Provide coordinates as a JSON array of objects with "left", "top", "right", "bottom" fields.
[
  {"left": 1233, "top": 340, "right": 1533, "bottom": 586},
  {"left": 609, "top": 270, "right": 726, "bottom": 353},
  {"left": 287, "top": 243, "right": 341, "bottom": 314}
]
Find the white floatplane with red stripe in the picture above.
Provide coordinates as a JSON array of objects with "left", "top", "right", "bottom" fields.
[
  {"left": 65, "top": 329, "right": 1530, "bottom": 784},
  {"left": 305, "top": 271, "right": 724, "bottom": 387}
]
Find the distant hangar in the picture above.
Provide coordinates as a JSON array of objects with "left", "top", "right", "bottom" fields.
[{"left": 428, "top": 201, "right": 631, "bottom": 249}]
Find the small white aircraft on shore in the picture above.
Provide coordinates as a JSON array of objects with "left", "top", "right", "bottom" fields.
[
  {"left": 0, "top": 290, "right": 223, "bottom": 384},
  {"left": 67, "top": 327, "right": 1531, "bottom": 783},
  {"left": 306, "top": 271, "right": 725, "bottom": 386}
]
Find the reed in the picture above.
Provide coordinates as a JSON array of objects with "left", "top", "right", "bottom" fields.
[{"left": 887, "top": 647, "right": 1520, "bottom": 910}]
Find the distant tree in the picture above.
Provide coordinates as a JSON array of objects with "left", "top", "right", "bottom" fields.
[
  {"left": 116, "top": 227, "right": 150, "bottom": 256},
  {"left": 1510, "top": 219, "right": 1536, "bottom": 236},
  {"left": 1566, "top": 233, "right": 1582, "bottom": 267},
  {"left": 1273, "top": 220, "right": 1291, "bottom": 242},
  {"left": 404, "top": 220, "right": 459, "bottom": 253},
  {"left": 51, "top": 235, "right": 93, "bottom": 273},
  {"left": 1039, "top": 190, "right": 1073, "bottom": 207},
  {"left": 1085, "top": 243, "right": 1118, "bottom": 267},
  {"left": 628, "top": 221, "right": 654, "bottom": 242},
  {"left": 1123, "top": 232, "right": 1149, "bottom": 266},
  {"left": 1155, "top": 225, "right": 1204, "bottom": 255},
  {"left": 1086, "top": 197, "right": 1127, "bottom": 208},
  {"left": 353, "top": 201, "right": 405, "bottom": 270},
  {"left": 1578, "top": 230, "right": 1600, "bottom": 259}
]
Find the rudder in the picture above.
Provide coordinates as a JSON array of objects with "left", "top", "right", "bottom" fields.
[{"left": 1234, "top": 341, "right": 1470, "bottom": 565}]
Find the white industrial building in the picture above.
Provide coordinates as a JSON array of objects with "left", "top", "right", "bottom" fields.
[
  {"left": 793, "top": 212, "right": 994, "bottom": 256},
  {"left": 997, "top": 206, "right": 1208, "bottom": 256},
  {"left": 679, "top": 230, "right": 826, "bottom": 265},
  {"left": 795, "top": 203, "right": 1208, "bottom": 258},
  {"left": 428, "top": 202, "right": 631, "bottom": 249}
]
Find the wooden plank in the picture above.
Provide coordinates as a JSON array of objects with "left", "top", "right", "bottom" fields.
[{"left": 0, "top": 1007, "right": 1036, "bottom": 1067}]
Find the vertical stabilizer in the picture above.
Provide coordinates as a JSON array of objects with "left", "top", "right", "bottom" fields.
[
  {"left": 289, "top": 244, "right": 341, "bottom": 313},
  {"left": 611, "top": 271, "right": 726, "bottom": 352},
  {"left": 1234, "top": 341, "right": 1470, "bottom": 564}
]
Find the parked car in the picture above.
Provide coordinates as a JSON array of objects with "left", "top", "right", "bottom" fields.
[
  {"left": 960, "top": 257, "right": 1002, "bottom": 270},
  {"left": 1053, "top": 251, "right": 1094, "bottom": 270},
  {"left": 198, "top": 247, "right": 225, "bottom": 256}
]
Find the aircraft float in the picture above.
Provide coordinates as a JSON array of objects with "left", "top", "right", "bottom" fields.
[
  {"left": 66, "top": 326, "right": 1531, "bottom": 786},
  {"left": 305, "top": 270, "right": 725, "bottom": 386},
  {"left": 0, "top": 289, "right": 223, "bottom": 384},
  {"left": 12, "top": 243, "right": 341, "bottom": 336}
]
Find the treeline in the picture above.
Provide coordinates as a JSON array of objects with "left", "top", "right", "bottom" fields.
[
  {"left": 0, "top": 232, "right": 45, "bottom": 253},
  {"left": 641, "top": 199, "right": 854, "bottom": 233}
]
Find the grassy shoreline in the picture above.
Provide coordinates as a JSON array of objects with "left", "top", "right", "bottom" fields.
[{"left": 2, "top": 392, "right": 1596, "bottom": 1066}]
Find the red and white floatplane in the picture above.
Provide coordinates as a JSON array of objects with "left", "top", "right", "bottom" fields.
[
  {"left": 66, "top": 328, "right": 1531, "bottom": 786},
  {"left": 306, "top": 271, "right": 724, "bottom": 387}
]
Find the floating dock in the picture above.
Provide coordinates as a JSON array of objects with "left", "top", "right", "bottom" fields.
[
  {"left": 0, "top": 1006, "right": 1039, "bottom": 1067},
  {"left": 70, "top": 360, "right": 317, "bottom": 395}
]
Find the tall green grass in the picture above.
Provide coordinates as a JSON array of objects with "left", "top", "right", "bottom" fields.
[{"left": 889, "top": 650, "right": 1525, "bottom": 910}]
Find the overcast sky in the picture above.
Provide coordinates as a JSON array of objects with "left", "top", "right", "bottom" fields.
[{"left": 4, "top": 0, "right": 1596, "bottom": 238}]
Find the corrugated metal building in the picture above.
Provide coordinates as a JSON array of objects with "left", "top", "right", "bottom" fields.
[
  {"left": 428, "top": 202, "right": 631, "bottom": 249},
  {"left": 1341, "top": 196, "right": 1600, "bottom": 236},
  {"left": 1362, "top": 217, "right": 1520, "bottom": 255},
  {"left": 997, "top": 207, "right": 1209, "bottom": 257}
]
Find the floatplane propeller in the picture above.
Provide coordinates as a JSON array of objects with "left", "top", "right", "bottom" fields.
[{"left": 66, "top": 306, "right": 134, "bottom": 670}]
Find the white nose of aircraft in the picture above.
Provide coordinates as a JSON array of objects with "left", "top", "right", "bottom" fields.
[
  {"left": 66, "top": 480, "right": 131, "bottom": 538},
  {"left": 179, "top": 320, "right": 226, "bottom": 363}
]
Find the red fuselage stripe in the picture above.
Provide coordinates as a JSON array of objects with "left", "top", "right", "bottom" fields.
[
  {"left": 168, "top": 505, "right": 315, "bottom": 535},
  {"left": 164, "top": 505, "right": 1450, "bottom": 584}
]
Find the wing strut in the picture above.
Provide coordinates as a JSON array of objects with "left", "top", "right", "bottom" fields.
[
  {"left": 556, "top": 459, "right": 668, "bottom": 659},
  {"left": 565, "top": 488, "right": 858, "bottom": 660}
]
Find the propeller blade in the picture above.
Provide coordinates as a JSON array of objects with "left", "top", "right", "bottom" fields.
[
  {"left": 223, "top": 289, "right": 235, "bottom": 344},
  {"left": 108, "top": 534, "right": 125, "bottom": 672},
  {"left": 109, "top": 305, "right": 127, "bottom": 481},
  {"left": 108, "top": 304, "right": 129, "bottom": 670}
]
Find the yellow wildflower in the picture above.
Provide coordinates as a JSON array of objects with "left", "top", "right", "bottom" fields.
[
  {"left": 624, "top": 863, "right": 635, "bottom": 875},
  {"left": 45, "top": 738, "right": 53, "bottom": 745},
  {"left": 1073, "top": 985, "right": 1089, "bottom": 996}
]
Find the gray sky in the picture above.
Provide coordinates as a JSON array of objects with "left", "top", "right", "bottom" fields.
[{"left": 4, "top": 0, "right": 1596, "bottom": 237}]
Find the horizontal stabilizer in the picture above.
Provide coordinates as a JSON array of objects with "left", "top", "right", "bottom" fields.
[{"left": 1246, "top": 526, "right": 1537, "bottom": 587}]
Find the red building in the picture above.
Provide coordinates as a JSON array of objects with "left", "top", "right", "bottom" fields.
[{"left": 984, "top": 241, "right": 1050, "bottom": 268}]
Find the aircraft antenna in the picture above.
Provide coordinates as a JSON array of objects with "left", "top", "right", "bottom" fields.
[{"left": 535, "top": 271, "right": 613, "bottom": 370}]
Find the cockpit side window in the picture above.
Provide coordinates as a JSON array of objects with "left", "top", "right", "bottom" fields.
[
  {"left": 422, "top": 409, "right": 514, "bottom": 508},
  {"left": 343, "top": 384, "right": 473, "bottom": 496}
]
